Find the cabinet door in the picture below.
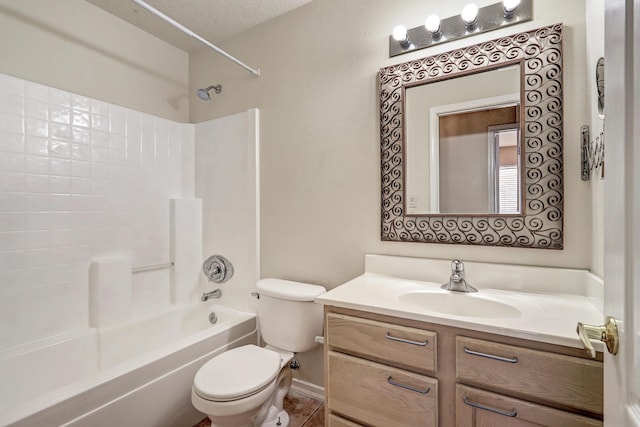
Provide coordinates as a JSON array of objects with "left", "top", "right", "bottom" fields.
[
  {"left": 456, "top": 385, "right": 602, "bottom": 427},
  {"left": 327, "top": 351, "right": 438, "bottom": 426}
]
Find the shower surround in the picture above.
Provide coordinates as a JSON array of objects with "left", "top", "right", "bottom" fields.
[
  {"left": 0, "top": 72, "right": 194, "bottom": 349},
  {"left": 0, "top": 73, "right": 260, "bottom": 425}
]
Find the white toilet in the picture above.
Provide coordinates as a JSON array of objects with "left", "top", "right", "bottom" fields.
[{"left": 191, "top": 278, "right": 326, "bottom": 427}]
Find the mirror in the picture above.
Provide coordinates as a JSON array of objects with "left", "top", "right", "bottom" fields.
[
  {"left": 405, "top": 65, "right": 521, "bottom": 214},
  {"left": 379, "top": 24, "right": 564, "bottom": 248}
]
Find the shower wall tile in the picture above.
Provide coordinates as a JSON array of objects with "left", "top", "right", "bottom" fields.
[
  {"left": 24, "top": 193, "right": 47, "bottom": 211},
  {"left": 50, "top": 158, "right": 72, "bottom": 176},
  {"left": 0, "top": 131, "right": 24, "bottom": 152},
  {"left": 0, "top": 152, "right": 24, "bottom": 172},
  {"left": 0, "top": 193, "right": 24, "bottom": 211},
  {"left": 0, "top": 112, "right": 24, "bottom": 134},
  {"left": 0, "top": 73, "right": 195, "bottom": 350},
  {"left": 25, "top": 174, "right": 49, "bottom": 193},
  {"left": 25, "top": 137, "right": 48, "bottom": 156},
  {"left": 0, "top": 93, "right": 24, "bottom": 116},
  {"left": 26, "top": 155, "right": 49, "bottom": 175},
  {"left": 25, "top": 118, "right": 47, "bottom": 137},
  {"left": 50, "top": 88, "right": 72, "bottom": 107},
  {"left": 0, "top": 172, "right": 24, "bottom": 192},
  {"left": 25, "top": 82, "right": 48, "bottom": 101},
  {"left": 72, "top": 143, "right": 92, "bottom": 163},
  {"left": 26, "top": 98, "right": 49, "bottom": 121}
]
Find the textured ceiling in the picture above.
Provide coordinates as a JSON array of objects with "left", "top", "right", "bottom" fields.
[{"left": 86, "top": 0, "right": 312, "bottom": 52}]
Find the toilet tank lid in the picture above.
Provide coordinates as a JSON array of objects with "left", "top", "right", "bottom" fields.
[{"left": 257, "top": 279, "right": 326, "bottom": 301}]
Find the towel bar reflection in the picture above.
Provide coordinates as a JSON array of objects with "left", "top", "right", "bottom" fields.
[{"left": 132, "top": 262, "right": 174, "bottom": 274}]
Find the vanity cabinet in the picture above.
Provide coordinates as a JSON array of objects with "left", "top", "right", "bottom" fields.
[
  {"left": 324, "top": 306, "right": 603, "bottom": 427},
  {"left": 326, "top": 312, "right": 439, "bottom": 426}
]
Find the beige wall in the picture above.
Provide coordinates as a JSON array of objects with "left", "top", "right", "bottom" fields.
[
  {"left": 190, "top": 0, "right": 591, "bottom": 283},
  {"left": 586, "top": 0, "right": 605, "bottom": 277},
  {"left": 189, "top": 0, "right": 592, "bottom": 385},
  {"left": 0, "top": 0, "right": 189, "bottom": 121}
]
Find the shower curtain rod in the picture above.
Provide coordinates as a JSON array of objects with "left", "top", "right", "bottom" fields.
[{"left": 129, "top": 0, "right": 260, "bottom": 77}]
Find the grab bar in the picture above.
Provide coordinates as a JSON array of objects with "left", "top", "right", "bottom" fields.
[{"left": 132, "top": 262, "right": 174, "bottom": 274}]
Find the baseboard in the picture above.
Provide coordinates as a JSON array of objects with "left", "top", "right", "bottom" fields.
[{"left": 290, "top": 378, "right": 325, "bottom": 402}]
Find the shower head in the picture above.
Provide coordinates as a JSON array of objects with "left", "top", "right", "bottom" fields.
[{"left": 196, "top": 84, "right": 222, "bottom": 101}]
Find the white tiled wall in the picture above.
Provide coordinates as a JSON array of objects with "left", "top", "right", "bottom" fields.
[{"left": 0, "top": 73, "right": 194, "bottom": 350}]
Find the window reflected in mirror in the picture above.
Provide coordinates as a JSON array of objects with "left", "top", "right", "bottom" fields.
[{"left": 437, "top": 107, "right": 520, "bottom": 214}]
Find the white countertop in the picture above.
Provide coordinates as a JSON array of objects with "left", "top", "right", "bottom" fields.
[{"left": 316, "top": 272, "right": 605, "bottom": 351}]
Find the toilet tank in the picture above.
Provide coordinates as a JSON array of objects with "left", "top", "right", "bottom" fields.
[{"left": 256, "top": 279, "right": 326, "bottom": 353}]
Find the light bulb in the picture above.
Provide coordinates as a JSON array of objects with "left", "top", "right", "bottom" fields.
[
  {"left": 392, "top": 25, "right": 408, "bottom": 42},
  {"left": 461, "top": 3, "right": 479, "bottom": 27},
  {"left": 425, "top": 15, "right": 441, "bottom": 33},
  {"left": 503, "top": 0, "right": 521, "bottom": 12}
]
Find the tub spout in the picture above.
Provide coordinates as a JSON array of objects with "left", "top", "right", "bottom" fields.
[{"left": 201, "top": 289, "right": 222, "bottom": 301}]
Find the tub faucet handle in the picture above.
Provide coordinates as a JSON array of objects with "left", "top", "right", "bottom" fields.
[{"left": 202, "top": 255, "right": 234, "bottom": 283}]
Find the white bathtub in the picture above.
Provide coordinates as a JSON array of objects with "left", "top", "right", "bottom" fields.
[{"left": 0, "top": 303, "right": 257, "bottom": 427}]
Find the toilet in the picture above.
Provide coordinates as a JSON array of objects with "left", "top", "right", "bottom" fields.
[{"left": 191, "top": 278, "right": 326, "bottom": 427}]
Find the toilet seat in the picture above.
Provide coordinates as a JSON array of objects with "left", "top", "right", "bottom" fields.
[{"left": 193, "top": 345, "right": 281, "bottom": 402}]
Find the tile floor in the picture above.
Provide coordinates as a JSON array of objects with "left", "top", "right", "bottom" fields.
[{"left": 193, "top": 390, "right": 324, "bottom": 427}]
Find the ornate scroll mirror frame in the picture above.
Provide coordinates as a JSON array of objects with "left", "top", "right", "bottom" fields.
[{"left": 379, "top": 24, "right": 564, "bottom": 248}]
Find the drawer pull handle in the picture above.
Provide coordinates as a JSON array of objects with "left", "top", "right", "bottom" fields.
[
  {"left": 386, "top": 376, "right": 431, "bottom": 394},
  {"left": 385, "top": 332, "right": 428, "bottom": 346},
  {"left": 463, "top": 395, "right": 518, "bottom": 417},
  {"left": 463, "top": 347, "right": 518, "bottom": 363}
]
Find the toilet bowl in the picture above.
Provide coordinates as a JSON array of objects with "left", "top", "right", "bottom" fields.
[
  {"left": 192, "top": 345, "right": 293, "bottom": 427},
  {"left": 191, "top": 279, "right": 326, "bottom": 427}
]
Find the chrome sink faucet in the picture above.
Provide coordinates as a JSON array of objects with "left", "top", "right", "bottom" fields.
[{"left": 441, "top": 260, "right": 478, "bottom": 293}]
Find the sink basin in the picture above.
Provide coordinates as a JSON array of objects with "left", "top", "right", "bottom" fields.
[{"left": 397, "top": 291, "right": 522, "bottom": 318}]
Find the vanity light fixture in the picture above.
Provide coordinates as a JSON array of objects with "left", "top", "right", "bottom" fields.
[
  {"left": 392, "top": 25, "right": 411, "bottom": 48},
  {"left": 503, "top": 0, "right": 521, "bottom": 18},
  {"left": 389, "top": 0, "right": 532, "bottom": 57},
  {"left": 425, "top": 15, "right": 442, "bottom": 40},
  {"left": 461, "top": 4, "right": 479, "bottom": 31}
]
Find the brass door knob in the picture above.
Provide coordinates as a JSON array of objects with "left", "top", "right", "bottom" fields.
[{"left": 576, "top": 316, "right": 619, "bottom": 358}]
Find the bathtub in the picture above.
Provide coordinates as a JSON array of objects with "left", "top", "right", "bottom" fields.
[{"left": 0, "top": 303, "right": 257, "bottom": 427}]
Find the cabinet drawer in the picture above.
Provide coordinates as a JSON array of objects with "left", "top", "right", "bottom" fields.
[
  {"left": 327, "top": 351, "right": 438, "bottom": 427},
  {"left": 456, "top": 337, "right": 603, "bottom": 415},
  {"left": 456, "top": 384, "right": 602, "bottom": 427},
  {"left": 327, "top": 413, "right": 364, "bottom": 427},
  {"left": 326, "top": 313, "right": 437, "bottom": 373}
]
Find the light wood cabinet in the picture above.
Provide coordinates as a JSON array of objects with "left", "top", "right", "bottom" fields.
[
  {"left": 324, "top": 306, "right": 603, "bottom": 427},
  {"left": 328, "top": 351, "right": 438, "bottom": 426},
  {"left": 326, "top": 312, "right": 437, "bottom": 374},
  {"left": 327, "top": 413, "right": 364, "bottom": 427},
  {"left": 456, "top": 385, "right": 602, "bottom": 427},
  {"left": 457, "top": 336, "right": 603, "bottom": 414}
]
